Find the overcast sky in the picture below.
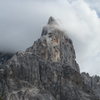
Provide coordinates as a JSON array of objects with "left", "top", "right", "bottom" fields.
[{"left": 0, "top": 0, "right": 100, "bottom": 76}]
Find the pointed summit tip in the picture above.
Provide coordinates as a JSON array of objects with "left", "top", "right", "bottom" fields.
[{"left": 48, "top": 16, "right": 58, "bottom": 25}]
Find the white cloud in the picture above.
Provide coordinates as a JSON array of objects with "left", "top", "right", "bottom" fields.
[
  {"left": 66, "top": 0, "right": 100, "bottom": 75},
  {"left": 0, "top": 0, "right": 100, "bottom": 75},
  {"left": 85, "top": 0, "right": 100, "bottom": 16}
]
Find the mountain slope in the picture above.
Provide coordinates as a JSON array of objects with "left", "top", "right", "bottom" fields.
[
  {"left": 0, "top": 17, "right": 99, "bottom": 100},
  {"left": 0, "top": 52, "right": 13, "bottom": 65}
]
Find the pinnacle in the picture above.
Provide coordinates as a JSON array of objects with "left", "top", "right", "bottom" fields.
[{"left": 48, "top": 16, "right": 58, "bottom": 25}]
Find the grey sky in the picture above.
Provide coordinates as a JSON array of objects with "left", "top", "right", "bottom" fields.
[{"left": 0, "top": 0, "right": 100, "bottom": 75}]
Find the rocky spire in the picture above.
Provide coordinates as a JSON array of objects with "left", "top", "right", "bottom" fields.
[
  {"left": 0, "top": 17, "right": 99, "bottom": 100},
  {"left": 48, "top": 16, "right": 58, "bottom": 25},
  {"left": 41, "top": 17, "right": 59, "bottom": 36},
  {"left": 27, "top": 17, "right": 80, "bottom": 72}
]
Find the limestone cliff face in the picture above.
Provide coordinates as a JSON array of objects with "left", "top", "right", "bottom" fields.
[
  {"left": 0, "top": 17, "right": 99, "bottom": 100},
  {"left": 0, "top": 52, "right": 13, "bottom": 65},
  {"left": 26, "top": 17, "right": 79, "bottom": 72}
]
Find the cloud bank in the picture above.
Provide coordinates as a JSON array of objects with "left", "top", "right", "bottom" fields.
[
  {"left": 85, "top": 0, "right": 100, "bottom": 16},
  {"left": 0, "top": 0, "right": 100, "bottom": 75}
]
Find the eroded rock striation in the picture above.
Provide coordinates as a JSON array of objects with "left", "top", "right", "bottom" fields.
[
  {"left": 0, "top": 17, "right": 100, "bottom": 100},
  {"left": 81, "top": 72, "right": 100, "bottom": 99}
]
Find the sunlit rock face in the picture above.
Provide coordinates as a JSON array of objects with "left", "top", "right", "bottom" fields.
[
  {"left": 0, "top": 17, "right": 100, "bottom": 100},
  {"left": 81, "top": 72, "right": 100, "bottom": 99}
]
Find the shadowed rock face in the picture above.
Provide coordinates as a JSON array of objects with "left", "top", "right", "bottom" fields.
[
  {"left": 0, "top": 17, "right": 100, "bottom": 100},
  {"left": 0, "top": 52, "right": 13, "bottom": 65}
]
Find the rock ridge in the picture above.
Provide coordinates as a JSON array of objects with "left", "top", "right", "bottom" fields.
[{"left": 0, "top": 17, "right": 100, "bottom": 100}]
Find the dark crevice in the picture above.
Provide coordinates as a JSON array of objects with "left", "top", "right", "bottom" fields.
[{"left": 39, "top": 63, "right": 42, "bottom": 82}]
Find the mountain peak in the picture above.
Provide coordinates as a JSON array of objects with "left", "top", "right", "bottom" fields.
[
  {"left": 0, "top": 17, "right": 99, "bottom": 100},
  {"left": 48, "top": 16, "right": 58, "bottom": 25},
  {"left": 27, "top": 17, "right": 79, "bottom": 72}
]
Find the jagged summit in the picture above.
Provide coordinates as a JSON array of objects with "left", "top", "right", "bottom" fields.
[
  {"left": 41, "top": 17, "right": 64, "bottom": 37},
  {"left": 27, "top": 17, "right": 79, "bottom": 72},
  {"left": 0, "top": 17, "right": 100, "bottom": 100},
  {"left": 48, "top": 16, "right": 58, "bottom": 25}
]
